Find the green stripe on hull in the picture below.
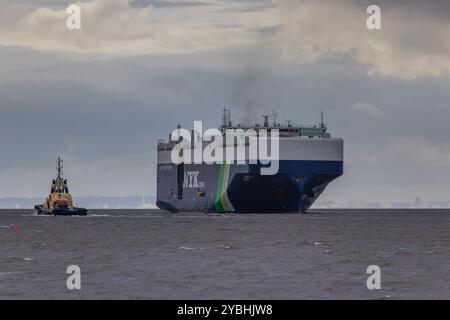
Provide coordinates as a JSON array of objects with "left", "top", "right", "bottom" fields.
[{"left": 214, "top": 163, "right": 235, "bottom": 212}]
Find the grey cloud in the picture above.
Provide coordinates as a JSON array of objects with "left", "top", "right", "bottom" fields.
[
  {"left": 218, "top": 0, "right": 276, "bottom": 12},
  {"left": 131, "top": 0, "right": 212, "bottom": 8},
  {"left": 1, "top": 0, "right": 450, "bottom": 202},
  {"left": 349, "top": 0, "right": 450, "bottom": 17},
  {"left": 2, "top": 43, "right": 450, "bottom": 201}
]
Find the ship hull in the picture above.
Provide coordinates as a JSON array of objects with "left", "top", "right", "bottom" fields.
[
  {"left": 228, "top": 161, "right": 341, "bottom": 213},
  {"left": 157, "top": 138, "right": 343, "bottom": 213}
]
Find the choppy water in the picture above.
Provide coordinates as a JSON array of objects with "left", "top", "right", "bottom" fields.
[{"left": 1, "top": 209, "right": 450, "bottom": 299}]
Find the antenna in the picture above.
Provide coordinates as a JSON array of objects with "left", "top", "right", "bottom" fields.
[
  {"left": 176, "top": 124, "right": 181, "bottom": 141},
  {"left": 84, "top": 167, "right": 87, "bottom": 197}
]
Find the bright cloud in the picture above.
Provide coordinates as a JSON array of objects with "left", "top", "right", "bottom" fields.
[
  {"left": 276, "top": 0, "right": 450, "bottom": 79},
  {"left": 0, "top": 0, "right": 275, "bottom": 55}
]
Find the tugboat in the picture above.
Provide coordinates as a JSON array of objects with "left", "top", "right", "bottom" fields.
[{"left": 34, "top": 157, "right": 88, "bottom": 216}]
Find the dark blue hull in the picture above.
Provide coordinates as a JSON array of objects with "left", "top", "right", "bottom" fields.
[{"left": 228, "top": 161, "right": 342, "bottom": 213}]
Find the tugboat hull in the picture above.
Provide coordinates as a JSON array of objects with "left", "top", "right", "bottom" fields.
[{"left": 34, "top": 205, "right": 88, "bottom": 216}]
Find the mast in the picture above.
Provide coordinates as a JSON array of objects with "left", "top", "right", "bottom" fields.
[
  {"left": 320, "top": 110, "right": 325, "bottom": 129},
  {"left": 272, "top": 110, "right": 278, "bottom": 127},
  {"left": 57, "top": 157, "right": 63, "bottom": 180},
  {"left": 222, "top": 108, "right": 230, "bottom": 128},
  {"left": 55, "top": 157, "right": 64, "bottom": 193},
  {"left": 221, "top": 108, "right": 232, "bottom": 131},
  {"left": 262, "top": 115, "right": 270, "bottom": 127}
]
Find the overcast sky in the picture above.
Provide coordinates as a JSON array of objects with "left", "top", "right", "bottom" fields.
[{"left": 0, "top": 0, "right": 450, "bottom": 203}]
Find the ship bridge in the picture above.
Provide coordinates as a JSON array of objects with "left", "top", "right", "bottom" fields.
[
  {"left": 158, "top": 109, "right": 331, "bottom": 151},
  {"left": 220, "top": 108, "right": 330, "bottom": 138}
]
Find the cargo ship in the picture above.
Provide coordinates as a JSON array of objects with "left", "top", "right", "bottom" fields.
[
  {"left": 34, "top": 157, "right": 87, "bottom": 216},
  {"left": 156, "top": 109, "right": 343, "bottom": 213}
]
